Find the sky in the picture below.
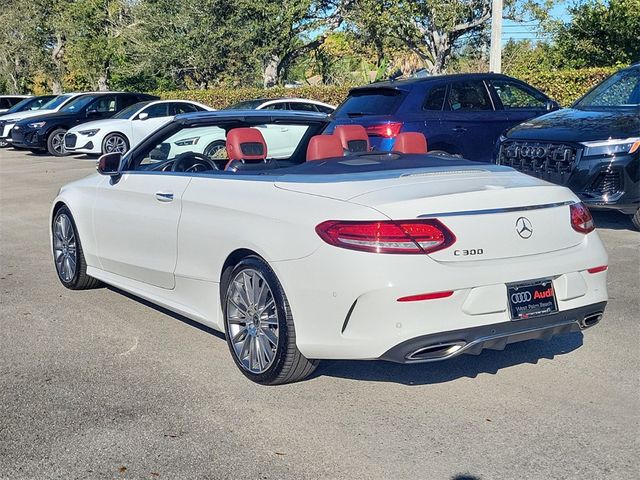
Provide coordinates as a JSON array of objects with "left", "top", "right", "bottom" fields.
[{"left": 503, "top": 2, "right": 571, "bottom": 43}]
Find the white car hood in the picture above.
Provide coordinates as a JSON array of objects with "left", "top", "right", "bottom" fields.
[
  {"left": 0, "top": 109, "right": 55, "bottom": 122},
  {"left": 68, "top": 118, "right": 129, "bottom": 134}
]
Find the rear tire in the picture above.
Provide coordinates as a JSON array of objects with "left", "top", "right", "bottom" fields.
[
  {"left": 47, "top": 128, "right": 67, "bottom": 156},
  {"left": 632, "top": 209, "right": 640, "bottom": 231},
  {"left": 223, "top": 256, "right": 318, "bottom": 385},
  {"left": 52, "top": 206, "right": 101, "bottom": 290}
]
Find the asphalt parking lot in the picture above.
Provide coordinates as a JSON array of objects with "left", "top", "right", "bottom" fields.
[{"left": 0, "top": 148, "right": 638, "bottom": 480}]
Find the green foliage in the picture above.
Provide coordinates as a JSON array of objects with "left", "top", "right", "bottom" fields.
[{"left": 554, "top": 0, "right": 640, "bottom": 68}]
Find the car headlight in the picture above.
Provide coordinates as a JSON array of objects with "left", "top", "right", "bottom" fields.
[
  {"left": 174, "top": 137, "right": 200, "bottom": 146},
  {"left": 78, "top": 128, "right": 100, "bottom": 137},
  {"left": 27, "top": 121, "right": 46, "bottom": 129},
  {"left": 581, "top": 137, "right": 640, "bottom": 157}
]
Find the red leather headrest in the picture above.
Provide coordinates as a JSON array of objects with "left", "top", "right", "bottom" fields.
[
  {"left": 334, "top": 125, "right": 369, "bottom": 152},
  {"left": 306, "top": 135, "right": 344, "bottom": 161},
  {"left": 393, "top": 132, "right": 428, "bottom": 154},
  {"left": 226, "top": 127, "right": 267, "bottom": 162}
]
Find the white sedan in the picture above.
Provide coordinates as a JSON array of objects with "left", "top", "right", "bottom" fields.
[
  {"left": 63, "top": 100, "right": 212, "bottom": 155},
  {"left": 50, "top": 111, "right": 608, "bottom": 385}
]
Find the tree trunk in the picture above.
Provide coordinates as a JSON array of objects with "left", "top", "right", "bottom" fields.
[
  {"left": 51, "top": 34, "right": 65, "bottom": 94},
  {"left": 52, "top": 79, "right": 63, "bottom": 95},
  {"left": 263, "top": 55, "right": 279, "bottom": 88}
]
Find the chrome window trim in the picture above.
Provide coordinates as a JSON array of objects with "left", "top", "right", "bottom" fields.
[{"left": 418, "top": 201, "right": 575, "bottom": 218}]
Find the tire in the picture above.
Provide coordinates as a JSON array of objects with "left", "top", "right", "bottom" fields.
[
  {"left": 47, "top": 128, "right": 67, "bottom": 156},
  {"left": 52, "top": 206, "right": 101, "bottom": 290},
  {"left": 102, "top": 133, "right": 129, "bottom": 155},
  {"left": 0, "top": 139, "right": 8, "bottom": 148},
  {"left": 223, "top": 256, "right": 318, "bottom": 385},
  {"left": 632, "top": 209, "right": 640, "bottom": 231},
  {"left": 203, "top": 140, "right": 226, "bottom": 159}
]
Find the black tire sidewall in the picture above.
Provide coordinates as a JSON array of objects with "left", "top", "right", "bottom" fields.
[
  {"left": 52, "top": 207, "right": 81, "bottom": 288},
  {"left": 47, "top": 128, "right": 67, "bottom": 156},
  {"left": 223, "top": 256, "right": 291, "bottom": 384},
  {"left": 102, "top": 133, "right": 129, "bottom": 155},
  {"left": 204, "top": 140, "right": 226, "bottom": 158}
]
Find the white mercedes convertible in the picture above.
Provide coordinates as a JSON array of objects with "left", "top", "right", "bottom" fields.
[{"left": 51, "top": 111, "right": 608, "bottom": 384}]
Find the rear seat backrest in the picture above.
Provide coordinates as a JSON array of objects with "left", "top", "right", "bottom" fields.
[
  {"left": 334, "top": 125, "right": 370, "bottom": 153},
  {"left": 306, "top": 135, "right": 344, "bottom": 161},
  {"left": 393, "top": 132, "right": 428, "bottom": 154}
]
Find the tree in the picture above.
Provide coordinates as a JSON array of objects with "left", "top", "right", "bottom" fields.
[{"left": 554, "top": 0, "right": 640, "bottom": 68}]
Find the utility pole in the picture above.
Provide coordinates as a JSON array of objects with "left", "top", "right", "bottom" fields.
[{"left": 489, "top": 0, "right": 503, "bottom": 73}]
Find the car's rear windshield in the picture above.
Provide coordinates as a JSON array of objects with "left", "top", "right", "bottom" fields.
[
  {"left": 574, "top": 67, "right": 640, "bottom": 109},
  {"left": 333, "top": 88, "right": 407, "bottom": 118}
]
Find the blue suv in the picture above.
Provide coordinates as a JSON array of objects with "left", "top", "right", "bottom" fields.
[{"left": 328, "top": 73, "right": 558, "bottom": 162}]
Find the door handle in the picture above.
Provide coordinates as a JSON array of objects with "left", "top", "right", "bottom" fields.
[
  {"left": 155, "top": 191, "right": 174, "bottom": 202},
  {"left": 452, "top": 126, "right": 467, "bottom": 133},
  {"left": 281, "top": 127, "right": 289, "bottom": 132}
]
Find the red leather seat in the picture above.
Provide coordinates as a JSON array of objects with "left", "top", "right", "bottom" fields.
[
  {"left": 225, "top": 127, "right": 267, "bottom": 170},
  {"left": 393, "top": 132, "right": 428, "bottom": 154},
  {"left": 306, "top": 135, "right": 344, "bottom": 161},
  {"left": 334, "top": 125, "right": 369, "bottom": 153}
]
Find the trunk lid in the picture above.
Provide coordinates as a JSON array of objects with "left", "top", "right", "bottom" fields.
[{"left": 276, "top": 167, "right": 584, "bottom": 261}]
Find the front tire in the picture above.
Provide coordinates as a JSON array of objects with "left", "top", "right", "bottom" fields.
[
  {"left": 102, "top": 133, "right": 129, "bottom": 155},
  {"left": 632, "top": 209, "right": 640, "bottom": 231},
  {"left": 223, "top": 256, "right": 318, "bottom": 385},
  {"left": 47, "top": 128, "right": 67, "bottom": 156},
  {"left": 52, "top": 207, "right": 101, "bottom": 290}
]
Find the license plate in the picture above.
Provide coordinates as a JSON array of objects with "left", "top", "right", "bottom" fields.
[{"left": 507, "top": 278, "right": 558, "bottom": 320}]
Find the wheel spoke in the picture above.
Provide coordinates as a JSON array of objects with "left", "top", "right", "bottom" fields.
[
  {"left": 231, "top": 327, "right": 248, "bottom": 344},
  {"left": 260, "top": 327, "right": 278, "bottom": 347}
]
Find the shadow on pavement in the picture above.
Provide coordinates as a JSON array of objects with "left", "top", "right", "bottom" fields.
[
  {"left": 311, "top": 333, "right": 583, "bottom": 385},
  {"left": 592, "top": 210, "right": 635, "bottom": 231}
]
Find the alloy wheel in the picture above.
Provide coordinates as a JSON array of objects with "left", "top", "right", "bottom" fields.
[
  {"left": 226, "top": 269, "right": 279, "bottom": 374},
  {"left": 52, "top": 133, "right": 65, "bottom": 155},
  {"left": 104, "top": 135, "right": 128, "bottom": 154},
  {"left": 53, "top": 213, "right": 77, "bottom": 282}
]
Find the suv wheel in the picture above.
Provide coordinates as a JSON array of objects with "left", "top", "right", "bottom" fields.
[
  {"left": 632, "top": 209, "right": 640, "bottom": 231},
  {"left": 223, "top": 256, "right": 318, "bottom": 385}
]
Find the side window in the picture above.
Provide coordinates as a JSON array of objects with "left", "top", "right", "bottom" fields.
[
  {"left": 141, "top": 103, "right": 168, "bottom": 119},
  {"left": 170, "top": 102, "right": 200, "bottom": 115},
  {"left": 423, "top": 85, "right": 447, "bottom": 110},
  {"left": 290, "top": 102, "right": 319, "bottom": 112},
  {"left": 447, "top": 81, "right": 493, "bottom": 111},
  {"left": 261, "top": 102, "right": 287, "bottom": 110},
  {"left": 89, "top": 95, "right": 117, "bottom": 113},
  {"left": 491, "top": 80, "right": 547, "bottom": 109}
]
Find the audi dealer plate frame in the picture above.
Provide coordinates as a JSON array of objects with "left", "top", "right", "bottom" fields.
[{"left": 507, "top": 278, "right": 558, "bottom": 320}]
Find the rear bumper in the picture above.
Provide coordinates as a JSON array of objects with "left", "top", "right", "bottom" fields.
[{"left": 380, "top": 301, "right": 606, "bottom": 363}]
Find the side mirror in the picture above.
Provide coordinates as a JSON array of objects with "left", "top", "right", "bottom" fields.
[
  {"left": 97, "top": 152, "right": 122, "bottom": 176},
  {"left": 137, "top": 112, "right": 149, "bottom": 121},
  {"left": 87, "top": 108, "right": 100, "bottom": 118},
  {"left": 546, "top": 100, "right": 560, "bottom": 111}
]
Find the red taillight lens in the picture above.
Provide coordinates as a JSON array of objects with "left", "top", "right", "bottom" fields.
[
  {"left": 315, "top": 219, "right": 456, "bottom": 254},
  {"left": 365, "top": 122, "right": 403, "bottom": 138},
  {"left": 570, "top": 202, "right": 595, "bottom": 234},
  {"left": 587, "top": 265, "right": 608, "bottom": 274}
]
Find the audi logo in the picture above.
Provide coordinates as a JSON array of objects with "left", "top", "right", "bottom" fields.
[{"left": 511, "top": 292, "right": 532, "bottom": 304}]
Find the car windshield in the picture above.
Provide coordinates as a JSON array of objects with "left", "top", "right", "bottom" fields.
[
  {"left": 5, "top": 97, "right": 36, "bottom": 113},
  {"left": 41, "top": 94, "right": 73, "bottom": 110},
  {"left": 225, "top": 100, "right": 265, "bottom": 110},
  {"left": 333, "top": 89, "right": 407, "bottom": 117},
  {"left": 60, "top": 95, "right": 98, "bottom": 113},
  {"left": 574, "top": 68, "right": 640, "bottom": 109},
  {"left": 113, "top": 101, "right": 150, "bottom": 119}
]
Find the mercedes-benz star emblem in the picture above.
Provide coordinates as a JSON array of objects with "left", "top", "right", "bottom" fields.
[{"left": 516, "top": 217, "right": 533, "bottom": 239}]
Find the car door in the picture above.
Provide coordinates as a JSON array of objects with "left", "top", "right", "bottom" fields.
[
  {"left": 439, "top": 80, "right": 498, "bottom": 162},
  {"left": 92, "top": 147, "right": 191, "bottom": 289},
  {"left": 131, "top": 103, "right": 171, "bottom": 145},
  {"left": 488, "top": 78, "right": 551, "bottom": 126}
]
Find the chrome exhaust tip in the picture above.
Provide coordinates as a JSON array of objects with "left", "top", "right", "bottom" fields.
[
  {"left": 406, "top": 341, "right": 467, "bottom": 361},
  {"left": 580, "top": 312, "right": 603, "bottom": 329}
]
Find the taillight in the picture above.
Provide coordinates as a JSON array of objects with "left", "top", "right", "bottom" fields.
[
  {"left": 365, "top": 122, "right": 402, "bottom": 138},
  {"left": 315, "top": 219, "right": 456, "bottom": 254},
  {"left": 570, "top": 202, "right": 595, "bottom": 234}
]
